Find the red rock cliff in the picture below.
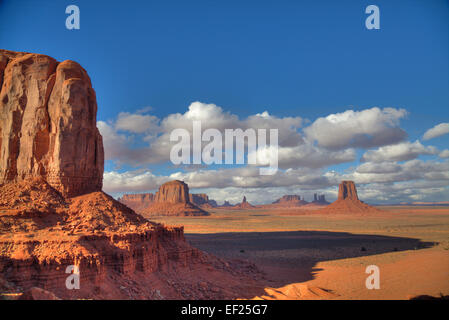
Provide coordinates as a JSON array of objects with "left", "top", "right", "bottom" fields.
[{"left": 0, "top": 49, "right": 103, "bottom": 197}]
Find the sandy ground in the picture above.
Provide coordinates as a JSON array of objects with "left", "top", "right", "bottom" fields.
[{"left": 151, "top": 206, "right": 449, "bottom": 299}]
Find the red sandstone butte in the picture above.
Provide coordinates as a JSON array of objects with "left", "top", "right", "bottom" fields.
[
  {"left": 0, "top": 49, "right": 103, "bottom": 197},
  {"left": 142, "top": 180, "right": 209, "bottom": 217},
  {"left": 0, "top": 50, "right": 261, "bottom": 300},
  {"left": 320, "top": 181, "right": 381, "bottom": 214}
]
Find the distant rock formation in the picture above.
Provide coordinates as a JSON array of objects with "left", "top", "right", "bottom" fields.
[
  {"left": 272, "top": 195, "right": 308, "bottom": 207},
  {"left": 233, "top": 196, "right": 255, "bottom": 209},
  {"left": 142, "top": 180, "right": 209, "bottom": 216},
  {"left": 189, "top": 193, "right": 218, "bottom": 208},
  {"left": 320, "top": 181, "right": 380, "bottom": 214},
  {"left": 312, "top": 194, "right": 329, "bottom": 205},
  {"left": 119, "top": 193, "right": 154, "bottom": 212},
  {"left": 220, "top": 200, "right": 234, "bottom": 207},
  {"left": 0, "top": 49, "right": 103, "bottom": 197}
]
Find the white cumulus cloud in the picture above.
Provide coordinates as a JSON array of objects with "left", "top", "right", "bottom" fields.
[{"left": 423, "top": 123, "right": 449, "bottom": 140}]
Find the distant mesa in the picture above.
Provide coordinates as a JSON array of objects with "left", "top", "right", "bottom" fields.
[
  {"left": 189, "top": 193, "right": 218, "bottom": 209},
  {"left": 123, "top": 180, "right": 210, "bottom": 217},
  {"left": 320, "top": 181, "right": 381, "bottom": 214},
  {"left": 272, "top": 195, "right": 308, "bottom": 207}
]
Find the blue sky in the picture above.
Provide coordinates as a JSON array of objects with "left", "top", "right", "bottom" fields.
[{"left": 1, "top": 0, "right": 448, "bottom": 204}]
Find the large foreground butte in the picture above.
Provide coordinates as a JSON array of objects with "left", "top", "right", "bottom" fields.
[{"left": 0, "top": 50, "right": 262, "bottom": 299}]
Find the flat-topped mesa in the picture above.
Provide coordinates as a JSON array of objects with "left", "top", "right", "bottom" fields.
[
  {"left": 0, "top": 49, "right": 103, "bottom": 197},
  {"left": 270, "top": 194, "right": 308, "bottom": 207},
  {"left": 338, "top": 181, "right": 359, "bottom": 201},
  {"left": 155, "top": 180, "right": 190, "bottom": 204},
  {"left": 142, "top": 180, "right": 209, "bottom": 216}
]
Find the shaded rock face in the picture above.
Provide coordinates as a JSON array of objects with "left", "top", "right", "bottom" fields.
[
  {"left": 0, "top": 49, "right": 104, "bottom": 197},
  {"left": 273, "top": 195, "right": 301, "bottom": 203},
  {"left": 190, "top": 193, "right": 218, "bottom": 208},
  {"left": 338, "top": 181, "right": 359, "bottom": 201}
]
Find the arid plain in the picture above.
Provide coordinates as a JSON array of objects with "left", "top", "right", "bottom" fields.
[{"left": 150, "top": 206, "right": 449, "bottom": 299}]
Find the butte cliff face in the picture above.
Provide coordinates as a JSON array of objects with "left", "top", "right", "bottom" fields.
[
  {"left": 142, "top": 180, "right": 209, "bottom": 217},
  {"left": 320, "top": 181, "right": 380, "bottom": 214},
  {"left": 119, "top": 193, "right": 154, "bottom": 212},
  {"left": 0, "top": 50, "right": 261, "bottom": 300},
  {"left": 0, "top": 50, "right": 103, "bottom": 197}
]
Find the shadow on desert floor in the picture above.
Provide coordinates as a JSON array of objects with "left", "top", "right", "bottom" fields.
[{"left": 186, "top": 230, "right": 435, "bottom": 289}]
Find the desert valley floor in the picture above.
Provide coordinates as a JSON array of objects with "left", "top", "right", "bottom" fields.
[{"left": 150, "top": 206, "right": 449, "bottom": 300}]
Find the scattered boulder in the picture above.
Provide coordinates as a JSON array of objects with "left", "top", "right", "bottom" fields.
[{"left": 272, "top": 195, "right": 308, "bottom": 207}]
